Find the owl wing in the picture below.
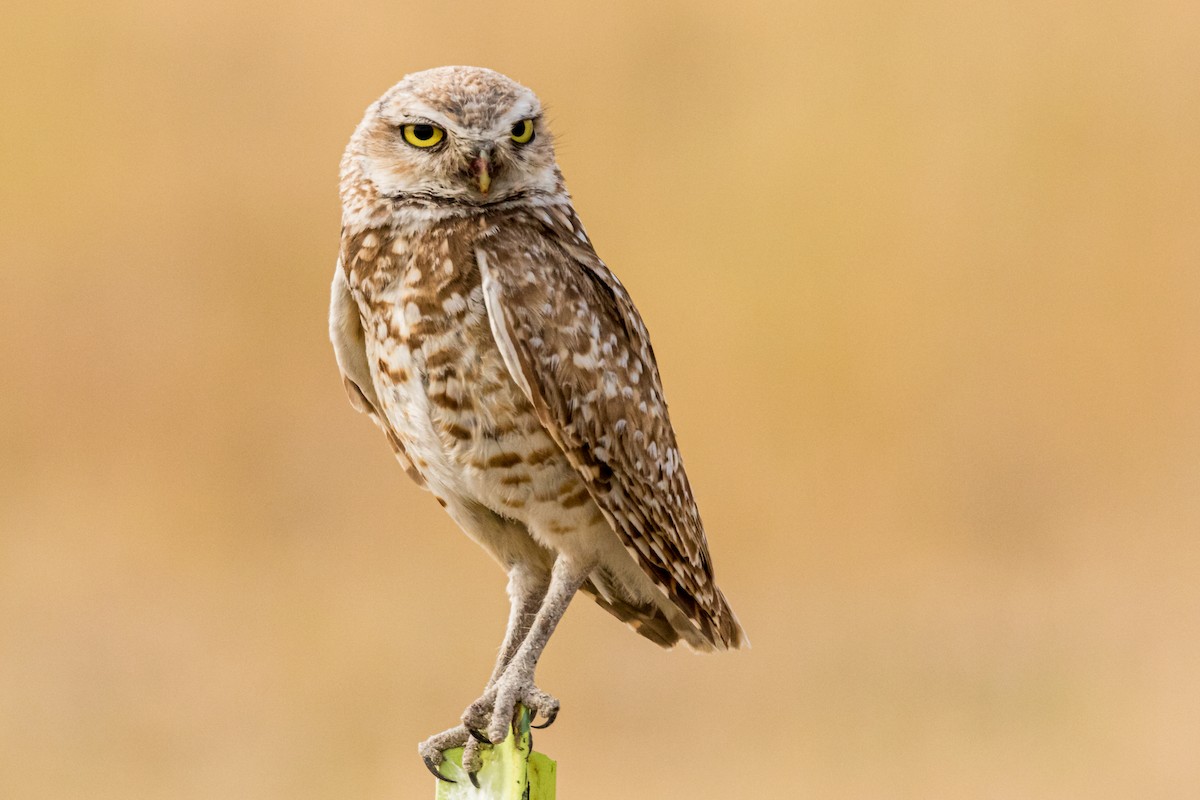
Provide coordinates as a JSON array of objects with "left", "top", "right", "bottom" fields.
[
  {"left": 475, "top": 213, "right": 743, "bottom": 649},
  {"left": 329, "top": 261, "right": 426, "bottom": 488}
]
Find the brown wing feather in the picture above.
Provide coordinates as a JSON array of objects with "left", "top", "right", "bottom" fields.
[
  {"left": 329, "top": 259, "right": 426, "bottom": 488},
  {"left": 477, "top": 208, "right": 744, "bottom": 649}
]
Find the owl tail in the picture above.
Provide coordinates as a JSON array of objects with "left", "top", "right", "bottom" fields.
[{"left": 581, "top": 578, "right": 748, "bottom": 652}]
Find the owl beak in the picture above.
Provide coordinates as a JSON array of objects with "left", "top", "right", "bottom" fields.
[{"left": 468, "top": 150, "right": 493, "bottom": 195}]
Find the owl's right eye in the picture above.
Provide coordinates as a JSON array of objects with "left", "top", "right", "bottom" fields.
[{"left": 402, "top": 124, "right": 445, "bottom": 148}]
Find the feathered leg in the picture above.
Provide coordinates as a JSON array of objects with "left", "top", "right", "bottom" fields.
[
  {"left": 488, "top": 565, "right": 550, "bottom": 685},
  {"left": 462, "top": 556, "right": 591, "bottom": 744},
  {"left": 418, "top": 565, "right": 549, "bottom": 781}
]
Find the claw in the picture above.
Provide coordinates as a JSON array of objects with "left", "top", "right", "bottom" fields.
[
  {"left": 531, "top": 707, "right": 557, "bottom": 729},
  {"left": 468, "top": 728, "right": 492, "bottom": 745},
  {"left": 423, "top": 756, "right": 454, "bottom": 784},
  {"left": 468, "top": 770, "right": 481, "bottom": 789}
]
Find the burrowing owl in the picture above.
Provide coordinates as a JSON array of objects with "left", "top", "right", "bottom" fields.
[{"left": 330, "top": 66, "right": 745, "bottom": 781}]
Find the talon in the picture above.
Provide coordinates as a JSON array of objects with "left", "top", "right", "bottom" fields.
[
  {"left": 468, "top": 771, "right": 481, "bottom": 789},
  {"left": 531, "top": 708, "right": 557, "bottom": 729},
  {"left": 423, "top": 756, "right": 454, "bottom": 784},
  {"left": 468, "top": 728, "right": 492, "bottom": 745}
]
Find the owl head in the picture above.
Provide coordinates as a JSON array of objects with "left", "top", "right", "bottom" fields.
[{"left": 342, "top": 66, "right": 561, "bottom": 213}]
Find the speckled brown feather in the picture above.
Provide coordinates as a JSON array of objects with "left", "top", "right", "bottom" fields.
[
  {"left": 477, "top": 207, "right": 745, "bottom": 649},
  {"left": 330, "top": 259, "right": 427, "bottom": 488}
]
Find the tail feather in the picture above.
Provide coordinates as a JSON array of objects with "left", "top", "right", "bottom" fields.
[
  {"left": 582, "top": 582, "right": 681, "bottom": 648},
  {"left": 707, "top": 587, "right": 749, "bottom": 650},
  {"left": 581, "top": 577, "right": 747, "bottom": 652}
]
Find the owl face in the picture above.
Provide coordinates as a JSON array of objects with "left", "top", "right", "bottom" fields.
[{"left": 346, "top": 66, "right": 560, "bottom": 207}]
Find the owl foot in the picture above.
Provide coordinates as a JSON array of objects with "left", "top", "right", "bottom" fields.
[
  {"left": 417, "top": 724, "right": 487, "bottom": 785},
  {"left": 461, "top": 669, "right": 560, "bottom": 745}
]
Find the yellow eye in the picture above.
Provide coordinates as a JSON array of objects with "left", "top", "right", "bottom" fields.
[
  {"left": 402, "top": 123, "right": 445, "bottom": 148},
  {"left": 510, "top": 118, "right": 535, "bottom": 144}
]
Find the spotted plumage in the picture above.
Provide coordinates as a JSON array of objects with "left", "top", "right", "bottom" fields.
[{"left": 329, "top": 66, "right": 744, "bottom": 778}]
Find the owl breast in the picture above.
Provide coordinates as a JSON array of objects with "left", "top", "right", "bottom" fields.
[{"left": 348, "top": 220, "right": 598, "bottom": 537}]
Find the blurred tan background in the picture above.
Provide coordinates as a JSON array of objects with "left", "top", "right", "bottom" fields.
[{"left": 2, "top": 0, "right": 1198, "bottom": 797}]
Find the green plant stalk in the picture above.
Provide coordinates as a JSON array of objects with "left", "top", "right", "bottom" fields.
[{"left": 434, "top": 706, "right": 556, "bottom": 799}]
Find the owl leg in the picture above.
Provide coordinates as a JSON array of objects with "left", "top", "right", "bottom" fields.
[
  {"left": 418, "top": 565, "right": 548, "bottom": 782},
  {"left": 486, "top": 564, "right": 551, "bottom": 687},
  {"left": 463, "top": 555, "right": 592, "bottom": 745}
]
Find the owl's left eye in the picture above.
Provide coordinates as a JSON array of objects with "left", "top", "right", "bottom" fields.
[
  {"left": 510, "top": 119, "right": 535, "bottom": 144},
  {"left": 402, "top": 123, "right": 445, "bottom": 148}
]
